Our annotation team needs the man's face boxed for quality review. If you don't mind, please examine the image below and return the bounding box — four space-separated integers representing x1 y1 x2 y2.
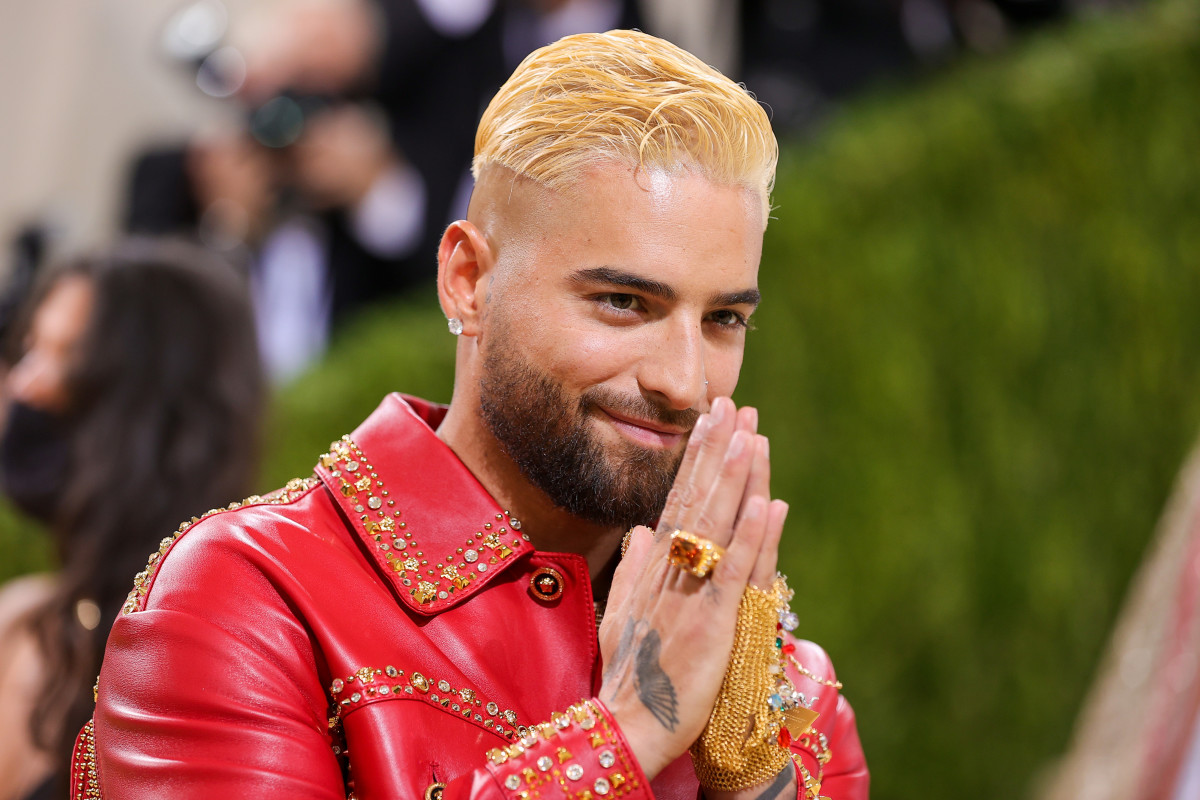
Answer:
475 164 764 529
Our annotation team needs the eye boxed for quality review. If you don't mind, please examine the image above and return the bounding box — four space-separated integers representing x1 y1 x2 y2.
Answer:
602 294 642 312
707 309 750 328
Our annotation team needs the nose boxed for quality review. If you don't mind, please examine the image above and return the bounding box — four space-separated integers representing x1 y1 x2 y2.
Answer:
635 317 706 411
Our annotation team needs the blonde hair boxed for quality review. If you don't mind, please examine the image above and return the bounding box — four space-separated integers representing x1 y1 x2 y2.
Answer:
473 29 778 224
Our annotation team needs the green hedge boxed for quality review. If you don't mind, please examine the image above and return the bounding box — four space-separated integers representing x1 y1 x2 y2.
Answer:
4 2 1199 797
739 3 1200 796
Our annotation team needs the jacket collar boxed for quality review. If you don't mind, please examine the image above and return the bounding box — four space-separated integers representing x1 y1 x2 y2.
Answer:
314 393 534 616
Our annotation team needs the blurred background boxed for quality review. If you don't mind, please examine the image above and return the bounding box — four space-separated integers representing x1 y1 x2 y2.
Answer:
1 0 1197 797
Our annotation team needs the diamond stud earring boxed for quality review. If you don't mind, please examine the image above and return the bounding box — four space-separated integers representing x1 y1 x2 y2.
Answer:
447 318 464 336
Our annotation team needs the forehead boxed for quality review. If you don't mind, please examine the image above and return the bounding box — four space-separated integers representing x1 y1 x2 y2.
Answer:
484 165 764 296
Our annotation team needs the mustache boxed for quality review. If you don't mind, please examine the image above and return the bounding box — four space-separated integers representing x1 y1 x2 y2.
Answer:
580 387 701 431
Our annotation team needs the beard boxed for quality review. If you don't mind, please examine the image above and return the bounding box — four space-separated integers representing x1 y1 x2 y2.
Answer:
478 334 698 530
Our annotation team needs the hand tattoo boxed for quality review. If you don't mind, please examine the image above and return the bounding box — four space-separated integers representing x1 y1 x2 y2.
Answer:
634 629 679 732
602 617 637 687
602 619 680 731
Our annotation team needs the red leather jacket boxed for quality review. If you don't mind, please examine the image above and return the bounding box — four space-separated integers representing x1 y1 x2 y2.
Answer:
74 394 868 800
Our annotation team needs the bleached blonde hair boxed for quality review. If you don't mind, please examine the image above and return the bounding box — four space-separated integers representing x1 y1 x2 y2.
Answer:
473 29 778 225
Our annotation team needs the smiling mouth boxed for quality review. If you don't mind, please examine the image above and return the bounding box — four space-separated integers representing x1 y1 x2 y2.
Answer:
597 407 690 449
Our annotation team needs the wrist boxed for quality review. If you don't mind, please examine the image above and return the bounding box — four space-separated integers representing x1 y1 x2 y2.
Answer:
703 761 798 800
601 696 674 780
485 699 653 800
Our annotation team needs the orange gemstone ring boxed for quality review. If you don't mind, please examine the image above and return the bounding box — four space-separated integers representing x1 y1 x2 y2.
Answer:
668 530 725 578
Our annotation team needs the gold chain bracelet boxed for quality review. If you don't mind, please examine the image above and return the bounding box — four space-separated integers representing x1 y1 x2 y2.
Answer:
786 653 843 690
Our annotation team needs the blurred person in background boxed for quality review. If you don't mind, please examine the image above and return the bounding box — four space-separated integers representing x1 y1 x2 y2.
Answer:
738 0 1077 132
1043 445 1200 800
236 0 642 224
125 109 425 382
128 0 643 382
0 238 265 800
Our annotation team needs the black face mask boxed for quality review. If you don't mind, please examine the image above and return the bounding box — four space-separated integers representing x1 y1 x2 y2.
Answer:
0 400 73 524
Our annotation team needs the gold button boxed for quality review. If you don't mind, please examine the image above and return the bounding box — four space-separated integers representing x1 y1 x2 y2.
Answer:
529 567 564 602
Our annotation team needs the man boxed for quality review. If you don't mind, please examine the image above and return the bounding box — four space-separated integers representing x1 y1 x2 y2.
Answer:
74 30 868 800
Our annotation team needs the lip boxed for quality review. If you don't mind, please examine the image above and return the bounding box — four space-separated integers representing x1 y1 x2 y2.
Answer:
597 407 689 449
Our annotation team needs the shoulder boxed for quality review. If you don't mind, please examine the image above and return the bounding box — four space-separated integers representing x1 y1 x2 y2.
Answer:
784 637 870 796
122 476 326 615
782 637 849 743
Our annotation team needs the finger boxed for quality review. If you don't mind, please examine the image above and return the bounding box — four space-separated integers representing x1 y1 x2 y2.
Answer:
656 396 737 540
736 404 758 435
690 428 757 548
738 435 770 522
712 494 769 590
656 413 710 531
659 430 752 592
750 499 788 589
605 525 658 623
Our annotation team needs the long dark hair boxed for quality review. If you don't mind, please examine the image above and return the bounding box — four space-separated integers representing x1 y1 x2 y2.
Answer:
21 238 265 791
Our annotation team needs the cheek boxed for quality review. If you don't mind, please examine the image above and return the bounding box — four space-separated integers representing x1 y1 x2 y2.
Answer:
518 308 642 388
540 326 632 382
706 348 746 398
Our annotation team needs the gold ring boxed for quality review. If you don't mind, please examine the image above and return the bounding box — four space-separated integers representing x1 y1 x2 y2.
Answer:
668 530 725 578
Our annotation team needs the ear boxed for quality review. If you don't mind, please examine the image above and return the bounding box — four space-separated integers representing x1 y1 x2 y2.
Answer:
436 220 493 337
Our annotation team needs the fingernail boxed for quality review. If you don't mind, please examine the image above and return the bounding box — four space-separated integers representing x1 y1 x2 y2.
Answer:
758 435 769 458
729 430 747 457
692 413 710 438
747 407 759 433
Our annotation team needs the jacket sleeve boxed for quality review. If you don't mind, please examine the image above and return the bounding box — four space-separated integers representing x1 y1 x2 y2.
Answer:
448 699 653 800
783 639 869 800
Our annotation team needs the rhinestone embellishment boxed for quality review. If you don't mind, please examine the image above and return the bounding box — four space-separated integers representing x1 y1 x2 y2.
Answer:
320 437 529 607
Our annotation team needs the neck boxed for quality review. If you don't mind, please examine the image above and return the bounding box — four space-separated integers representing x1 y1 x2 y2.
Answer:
437 397 623 583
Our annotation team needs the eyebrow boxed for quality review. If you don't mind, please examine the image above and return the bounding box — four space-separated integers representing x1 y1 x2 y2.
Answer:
712 288 762 308
569 266 761 309
570 267 677 301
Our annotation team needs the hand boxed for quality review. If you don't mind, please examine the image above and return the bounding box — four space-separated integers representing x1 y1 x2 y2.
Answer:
291 105 397 209
239 0 379 103
598 397 789 779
